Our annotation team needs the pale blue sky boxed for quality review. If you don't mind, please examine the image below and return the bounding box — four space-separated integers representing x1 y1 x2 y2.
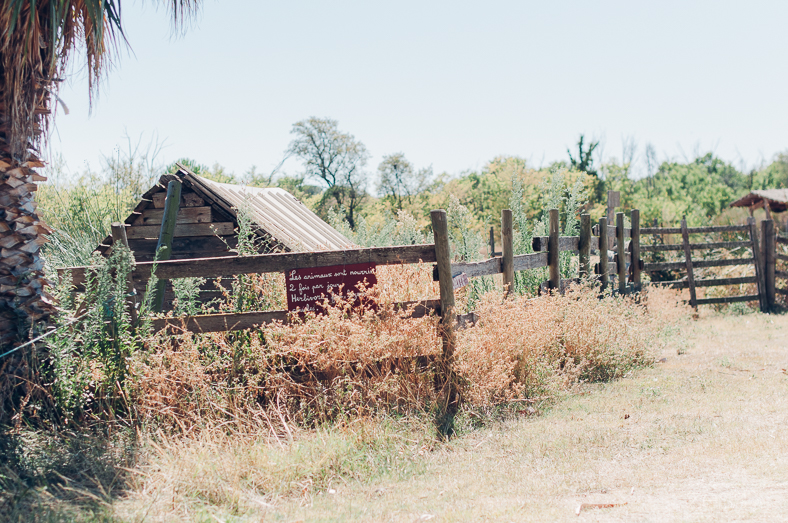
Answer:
51 1 788 184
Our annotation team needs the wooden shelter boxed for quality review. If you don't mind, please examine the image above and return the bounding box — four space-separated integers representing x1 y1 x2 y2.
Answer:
93 164 354 310
729 189 788 221
97 164 354 262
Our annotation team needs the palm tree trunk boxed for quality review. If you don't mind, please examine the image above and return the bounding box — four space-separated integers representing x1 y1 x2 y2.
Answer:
0 149 54 347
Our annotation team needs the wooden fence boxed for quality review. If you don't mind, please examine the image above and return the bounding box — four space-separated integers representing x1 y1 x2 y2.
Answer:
640 218 765 309
58 208 788 431
61 209 788 339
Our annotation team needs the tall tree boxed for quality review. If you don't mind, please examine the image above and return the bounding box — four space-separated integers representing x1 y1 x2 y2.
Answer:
568 134 601 201
376 152 431 212
287 117 368 228
0 1 199 348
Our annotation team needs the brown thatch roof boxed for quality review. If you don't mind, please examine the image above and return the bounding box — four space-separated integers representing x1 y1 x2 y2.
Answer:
730 189 788 213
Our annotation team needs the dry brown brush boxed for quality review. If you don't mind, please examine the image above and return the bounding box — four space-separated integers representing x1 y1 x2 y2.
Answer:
129 273 685 434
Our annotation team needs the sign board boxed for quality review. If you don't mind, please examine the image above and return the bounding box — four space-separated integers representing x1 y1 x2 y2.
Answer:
452 272 469 290
285 262 377 312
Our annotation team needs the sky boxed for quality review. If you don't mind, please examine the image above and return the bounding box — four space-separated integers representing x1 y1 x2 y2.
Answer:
50 1 788 185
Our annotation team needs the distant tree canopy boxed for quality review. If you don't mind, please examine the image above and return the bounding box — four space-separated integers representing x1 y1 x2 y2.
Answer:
376 153 432 212
158 125 788 235
287 117 369 227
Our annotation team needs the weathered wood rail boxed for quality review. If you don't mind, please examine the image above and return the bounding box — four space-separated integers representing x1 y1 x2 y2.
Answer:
641 219 764 309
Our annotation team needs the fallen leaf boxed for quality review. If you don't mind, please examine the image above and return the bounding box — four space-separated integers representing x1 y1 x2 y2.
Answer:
576 502 628 516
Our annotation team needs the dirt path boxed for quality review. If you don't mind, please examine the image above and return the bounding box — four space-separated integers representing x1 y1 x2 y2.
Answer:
275 312 788 522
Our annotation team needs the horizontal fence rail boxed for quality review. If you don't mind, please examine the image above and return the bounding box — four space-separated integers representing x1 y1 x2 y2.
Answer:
641 241 751 252
62 243 439 288
150 300 444 334
651 276 757 289
644 258 755 272
641 225 750 235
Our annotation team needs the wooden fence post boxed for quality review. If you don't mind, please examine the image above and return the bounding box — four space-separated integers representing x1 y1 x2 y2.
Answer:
501 209 514 295
489 226 496 257
748 216 767 313
598 217 609 290
548 209 560 291
111 222 138 326
153 180 182 312
681 217 697 310
616 212 626 294
630 209 641 291
607 190 620 249
579 213 591 279
762 219 775 312
430 209 458 435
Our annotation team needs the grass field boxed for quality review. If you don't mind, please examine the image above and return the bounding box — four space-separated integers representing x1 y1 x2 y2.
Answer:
101 309 786 522
5 307 787 522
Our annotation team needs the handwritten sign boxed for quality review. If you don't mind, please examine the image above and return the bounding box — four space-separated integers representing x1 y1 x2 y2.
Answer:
452 272 469 290
285 262 377 312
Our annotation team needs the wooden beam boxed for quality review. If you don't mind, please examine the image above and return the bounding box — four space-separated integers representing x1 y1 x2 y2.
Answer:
531 236 581 253
695 295 760 305
681 217 697 310
598 217 608 290
126 222 234 239
644 258 756 271
548 209 560 291
136 206 212 225
617 212 626 294
748 216 767 313
513 252 548 272
641 241 752 252
150 300 443 334
153 191 204 208
763 219 775 312
501 209 514 295
111 222 138 326
430 209 458 436
153 180 182 312
579 213 591 279
450 257 502 279
641 225 750 235
630 209 641 291
61 243 440 288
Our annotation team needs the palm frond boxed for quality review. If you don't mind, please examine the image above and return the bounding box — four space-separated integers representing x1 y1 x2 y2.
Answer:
0 0 200 161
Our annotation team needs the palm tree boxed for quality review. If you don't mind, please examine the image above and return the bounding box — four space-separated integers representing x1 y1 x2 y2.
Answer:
0 1 199 347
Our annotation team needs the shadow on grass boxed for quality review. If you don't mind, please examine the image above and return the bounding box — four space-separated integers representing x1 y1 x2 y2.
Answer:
0 424 137 523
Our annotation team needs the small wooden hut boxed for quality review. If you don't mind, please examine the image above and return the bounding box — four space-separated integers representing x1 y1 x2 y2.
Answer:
97 164 354 261
729 189 788 221
95 164 354 309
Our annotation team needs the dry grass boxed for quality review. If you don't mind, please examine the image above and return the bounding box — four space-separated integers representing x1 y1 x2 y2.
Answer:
455 286 675 407
102 308 788 523
131 280 680 433
2 279 692 522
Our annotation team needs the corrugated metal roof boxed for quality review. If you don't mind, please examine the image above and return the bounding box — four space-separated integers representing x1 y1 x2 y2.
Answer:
182 170 355 252
730 189 788 212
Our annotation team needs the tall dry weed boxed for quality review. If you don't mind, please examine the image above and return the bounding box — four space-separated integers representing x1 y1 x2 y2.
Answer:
455 284 688 408
131 269 442 431
131 277 687 433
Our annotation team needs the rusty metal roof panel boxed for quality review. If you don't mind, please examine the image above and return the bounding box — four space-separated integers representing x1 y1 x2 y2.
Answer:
188 173 355 252
730 189 788 212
